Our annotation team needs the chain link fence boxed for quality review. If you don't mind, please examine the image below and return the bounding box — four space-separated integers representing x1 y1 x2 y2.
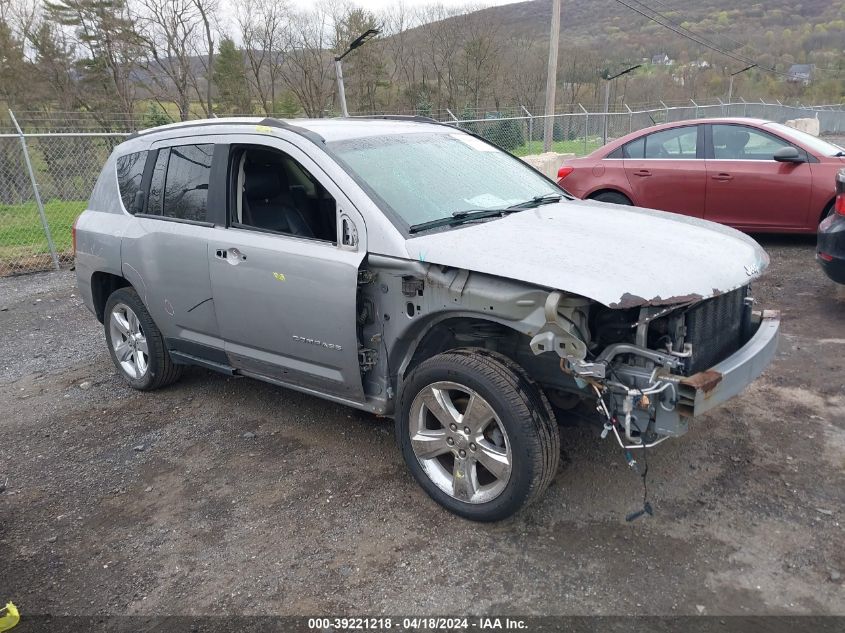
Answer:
2 101 844 276
453 100 845 156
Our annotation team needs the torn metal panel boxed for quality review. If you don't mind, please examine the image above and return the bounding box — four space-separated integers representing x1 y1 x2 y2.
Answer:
405 199 770 308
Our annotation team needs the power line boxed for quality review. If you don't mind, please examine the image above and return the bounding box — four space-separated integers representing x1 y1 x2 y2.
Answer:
646 0 844 74
620 0 843 76
612 0 791 77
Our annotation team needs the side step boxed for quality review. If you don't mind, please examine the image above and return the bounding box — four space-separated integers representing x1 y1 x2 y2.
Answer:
169 350 237 375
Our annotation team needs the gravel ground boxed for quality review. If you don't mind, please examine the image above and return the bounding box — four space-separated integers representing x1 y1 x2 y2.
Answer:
0 235 843 618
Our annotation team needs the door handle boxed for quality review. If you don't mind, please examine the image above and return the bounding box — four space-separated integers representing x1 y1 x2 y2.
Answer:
711 173 734 181
215 248 247 264
633 169 652 177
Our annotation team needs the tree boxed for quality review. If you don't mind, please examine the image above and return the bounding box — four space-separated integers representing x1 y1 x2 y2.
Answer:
280 5 335 118
44 0 142 125
135 0 205 121
189 0 218 118
237 0 289 115
0 13 28 107
28 18 79 110
213 36 252 114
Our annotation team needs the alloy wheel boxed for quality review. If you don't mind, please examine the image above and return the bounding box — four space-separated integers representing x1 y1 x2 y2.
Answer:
109 303 149 379
408 381 512 504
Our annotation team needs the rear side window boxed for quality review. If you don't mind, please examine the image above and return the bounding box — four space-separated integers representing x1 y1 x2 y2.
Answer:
116 151 148 214
147 144 213 222
622 137 645 159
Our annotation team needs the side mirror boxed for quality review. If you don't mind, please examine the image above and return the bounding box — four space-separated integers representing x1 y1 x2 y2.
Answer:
773 146 805 163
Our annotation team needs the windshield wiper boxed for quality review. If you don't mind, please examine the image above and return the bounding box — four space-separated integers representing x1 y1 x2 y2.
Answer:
506 193 564 210
408 208 514 234
408 193 566 234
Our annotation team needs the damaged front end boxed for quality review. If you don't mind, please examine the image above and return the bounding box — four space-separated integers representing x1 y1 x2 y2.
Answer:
530 286 780 448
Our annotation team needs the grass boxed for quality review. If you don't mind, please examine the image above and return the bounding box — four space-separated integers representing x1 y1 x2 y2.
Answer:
0 199 86 262
512 138 603 157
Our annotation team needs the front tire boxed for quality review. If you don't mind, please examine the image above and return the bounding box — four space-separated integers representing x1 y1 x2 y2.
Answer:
104 287 183 391
397 349 559 522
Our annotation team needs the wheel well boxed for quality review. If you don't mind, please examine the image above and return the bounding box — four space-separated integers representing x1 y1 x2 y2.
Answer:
587 188 632 203
403 318 525 378
91 272 131 323
821 197 836 222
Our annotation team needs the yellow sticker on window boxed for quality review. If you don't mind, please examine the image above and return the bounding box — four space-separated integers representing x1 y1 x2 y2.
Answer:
255 125 274 133
273 272 286 281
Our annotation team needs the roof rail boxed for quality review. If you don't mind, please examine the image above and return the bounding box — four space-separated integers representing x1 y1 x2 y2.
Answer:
257 117 326 144
348 114 442 124
126 116 326 145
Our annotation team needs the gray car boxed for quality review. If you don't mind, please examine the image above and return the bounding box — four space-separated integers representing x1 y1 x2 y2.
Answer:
74 116 780 521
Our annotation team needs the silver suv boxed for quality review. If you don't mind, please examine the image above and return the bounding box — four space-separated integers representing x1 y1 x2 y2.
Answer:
75 117 780 521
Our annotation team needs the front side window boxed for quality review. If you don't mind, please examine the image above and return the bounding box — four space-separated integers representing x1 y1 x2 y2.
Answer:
712 125 793 160
328 132 561 230
115 150 147 213
146 144 213 221
232 146 337 242
624 126 698 159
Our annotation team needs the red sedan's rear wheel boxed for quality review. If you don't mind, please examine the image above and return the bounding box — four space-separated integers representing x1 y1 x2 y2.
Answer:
590 191 632 205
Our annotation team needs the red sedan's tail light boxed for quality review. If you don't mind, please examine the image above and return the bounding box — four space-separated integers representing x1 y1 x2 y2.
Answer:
557 166 574 180
836 169 845 217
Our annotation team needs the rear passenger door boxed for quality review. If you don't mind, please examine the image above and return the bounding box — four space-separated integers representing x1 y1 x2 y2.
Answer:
207 135 367 403
622 125 706 218
120 138 228 354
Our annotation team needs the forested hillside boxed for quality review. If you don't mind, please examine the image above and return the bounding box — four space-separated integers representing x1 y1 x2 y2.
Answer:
0 0 842 129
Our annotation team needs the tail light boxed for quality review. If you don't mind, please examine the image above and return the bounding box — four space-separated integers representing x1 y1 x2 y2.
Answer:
72 215 80 256
557 165 574 180
835 169 845 216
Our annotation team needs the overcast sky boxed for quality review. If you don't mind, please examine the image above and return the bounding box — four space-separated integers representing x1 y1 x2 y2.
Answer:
286 0 527 11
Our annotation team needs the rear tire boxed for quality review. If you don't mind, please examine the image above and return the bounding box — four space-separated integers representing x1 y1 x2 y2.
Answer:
591 191 632 205
397 348 559 522
104 287 183 391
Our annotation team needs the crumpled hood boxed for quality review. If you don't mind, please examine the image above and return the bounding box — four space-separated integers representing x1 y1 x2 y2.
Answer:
405 199 770 308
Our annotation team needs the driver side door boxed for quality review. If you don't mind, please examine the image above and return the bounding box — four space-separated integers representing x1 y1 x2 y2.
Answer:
208 135 367 403
704 123 812 230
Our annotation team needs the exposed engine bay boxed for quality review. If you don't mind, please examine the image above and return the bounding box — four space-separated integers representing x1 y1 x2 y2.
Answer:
527 285 755 448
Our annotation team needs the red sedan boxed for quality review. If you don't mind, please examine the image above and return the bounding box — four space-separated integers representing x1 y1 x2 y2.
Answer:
558 118 845 233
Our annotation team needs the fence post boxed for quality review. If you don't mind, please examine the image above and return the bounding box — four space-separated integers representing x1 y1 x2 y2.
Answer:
445 108 458 123
690 99 698 118
9 109 59 271
624 103 633 134
521 106 534 151
578 104 588 154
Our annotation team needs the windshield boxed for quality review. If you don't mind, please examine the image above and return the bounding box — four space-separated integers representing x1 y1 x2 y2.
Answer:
765 122 845 156
329 132 563 229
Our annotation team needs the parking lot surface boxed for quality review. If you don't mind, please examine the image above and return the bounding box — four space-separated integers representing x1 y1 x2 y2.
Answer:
0 235 843 616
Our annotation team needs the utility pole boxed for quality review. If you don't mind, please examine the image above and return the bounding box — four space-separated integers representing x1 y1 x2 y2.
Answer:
727 64 756 104
543 0 561 152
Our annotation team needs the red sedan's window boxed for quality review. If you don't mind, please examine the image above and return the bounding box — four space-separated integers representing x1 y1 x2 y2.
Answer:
622 126 698 159
712 125 793 161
